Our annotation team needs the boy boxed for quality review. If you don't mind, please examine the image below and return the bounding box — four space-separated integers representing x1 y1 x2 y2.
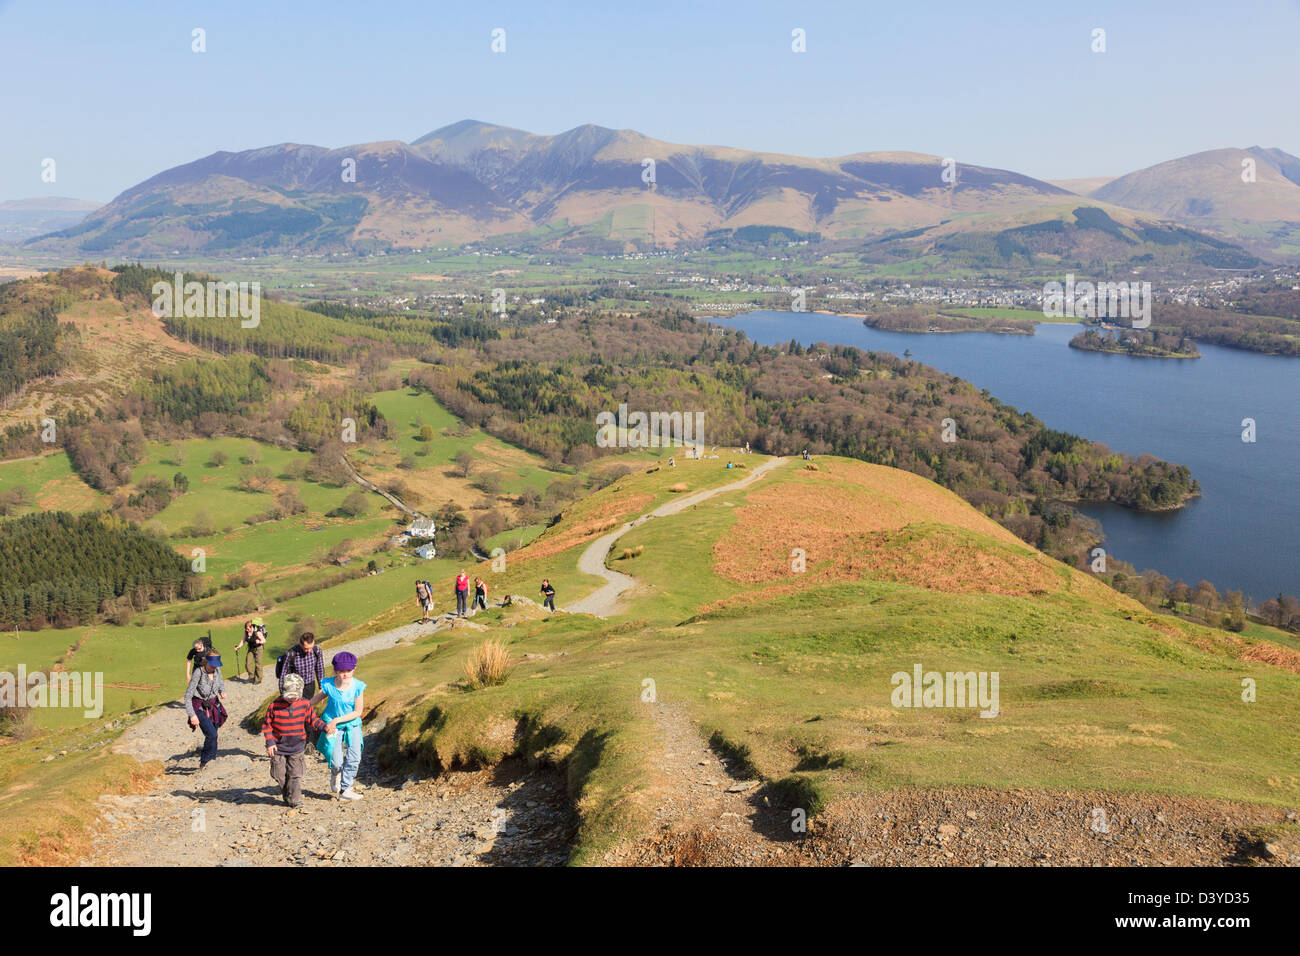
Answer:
262 673 329 808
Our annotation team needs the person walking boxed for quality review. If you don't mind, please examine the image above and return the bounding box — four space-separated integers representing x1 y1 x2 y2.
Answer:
312 652 367 801
234 618 267 684
262 673 328 808
415 580 434 623
473 576 488 612
540 578 556 612
185 652 228 770
455 570 470 617
282 631 325 702
184 634 214 684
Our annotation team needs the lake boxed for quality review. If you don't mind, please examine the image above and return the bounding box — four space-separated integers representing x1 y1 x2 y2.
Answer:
717 310 1299 602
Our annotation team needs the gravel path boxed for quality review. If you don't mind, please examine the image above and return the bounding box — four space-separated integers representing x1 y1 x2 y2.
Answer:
87 611 576 867
568 457 787 617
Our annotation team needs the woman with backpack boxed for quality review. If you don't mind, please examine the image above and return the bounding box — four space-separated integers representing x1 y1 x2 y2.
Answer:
540 578 556 612
184 634 214 685
311 651 366 801
185 652 228 770
473 576 488 612
234 618 267 684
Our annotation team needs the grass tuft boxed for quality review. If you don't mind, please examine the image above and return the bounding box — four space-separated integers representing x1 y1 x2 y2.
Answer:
463 638 512 689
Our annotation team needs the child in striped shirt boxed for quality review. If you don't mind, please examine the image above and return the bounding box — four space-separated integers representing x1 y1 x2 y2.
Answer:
262 673 330 808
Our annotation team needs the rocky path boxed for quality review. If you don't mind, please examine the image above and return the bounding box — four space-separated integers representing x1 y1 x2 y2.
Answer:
568 457 786 617
86 611 575 867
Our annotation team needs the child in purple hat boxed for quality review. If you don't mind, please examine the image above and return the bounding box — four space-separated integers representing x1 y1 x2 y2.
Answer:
311 650 367 800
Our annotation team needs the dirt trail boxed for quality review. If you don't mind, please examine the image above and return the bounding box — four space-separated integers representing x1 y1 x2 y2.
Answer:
568 457 786 617
86 612 575 867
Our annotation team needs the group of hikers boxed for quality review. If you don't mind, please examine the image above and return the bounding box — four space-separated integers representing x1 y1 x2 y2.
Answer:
414 572 557 621
182 626 366 806
178 572 560 809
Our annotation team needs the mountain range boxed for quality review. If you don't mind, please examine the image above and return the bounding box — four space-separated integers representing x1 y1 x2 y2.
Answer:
22 122 1300 266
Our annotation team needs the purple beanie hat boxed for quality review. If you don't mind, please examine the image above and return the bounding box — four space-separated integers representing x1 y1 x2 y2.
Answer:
331 651 358 672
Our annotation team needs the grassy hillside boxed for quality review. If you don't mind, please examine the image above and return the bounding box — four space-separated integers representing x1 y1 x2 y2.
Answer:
338 456 1300 861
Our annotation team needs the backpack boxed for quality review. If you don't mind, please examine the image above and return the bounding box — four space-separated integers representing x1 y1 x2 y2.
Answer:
252 623 268 646
275 654 286 679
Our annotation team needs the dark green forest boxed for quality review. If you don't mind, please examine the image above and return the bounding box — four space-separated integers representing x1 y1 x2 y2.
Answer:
0 512 194 629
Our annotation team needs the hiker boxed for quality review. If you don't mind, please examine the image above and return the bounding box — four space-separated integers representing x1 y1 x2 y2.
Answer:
455 569 470 617
745 441 751 455
415 580 434 623
234 618 267 684
473 576 488 612
311 652 366 801
262 673 329 808
802 448 810 461
540 578 556 612
726 461 733 469
668 456 675 467
281 631 325 702
184 634 214 684
185 653 227 769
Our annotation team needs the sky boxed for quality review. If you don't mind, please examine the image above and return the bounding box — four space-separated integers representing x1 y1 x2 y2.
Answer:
1 0 1298 203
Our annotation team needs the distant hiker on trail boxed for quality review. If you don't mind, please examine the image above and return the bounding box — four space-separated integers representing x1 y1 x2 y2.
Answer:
668 456 675 467
184 634 214 684
185 653 227 770
473 576 488 612
455 570 470 617
234 618 267 684
311 652 366 801
281 631 325 702
745 441 751 455
262 673 328 809
540 578 556 612
802 448 810 461
415 580 434 623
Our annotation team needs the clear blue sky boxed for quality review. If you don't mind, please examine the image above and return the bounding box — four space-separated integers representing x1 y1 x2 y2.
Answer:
2 0 1298 203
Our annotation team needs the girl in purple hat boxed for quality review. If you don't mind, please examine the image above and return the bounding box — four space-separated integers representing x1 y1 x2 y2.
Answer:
311 650 367 800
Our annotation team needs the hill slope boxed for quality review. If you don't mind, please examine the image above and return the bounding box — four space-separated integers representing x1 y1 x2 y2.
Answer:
1091 147 1300 260
348 455 1300 861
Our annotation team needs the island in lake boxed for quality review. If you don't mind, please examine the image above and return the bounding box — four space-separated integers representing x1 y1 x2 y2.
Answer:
1069 327 1201 358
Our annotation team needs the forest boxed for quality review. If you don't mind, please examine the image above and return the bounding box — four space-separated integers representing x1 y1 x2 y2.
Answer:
0 511 194 629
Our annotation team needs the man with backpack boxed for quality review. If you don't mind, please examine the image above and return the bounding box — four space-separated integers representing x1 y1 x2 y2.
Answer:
415 580 434 623
279 631 325 702
234 617 268 684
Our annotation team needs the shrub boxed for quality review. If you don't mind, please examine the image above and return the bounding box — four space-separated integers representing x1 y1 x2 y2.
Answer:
463 639 512 689
768 774 826 817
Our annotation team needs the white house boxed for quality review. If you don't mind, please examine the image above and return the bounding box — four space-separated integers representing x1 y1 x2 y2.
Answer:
405 517 437 539
414 543 437 560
